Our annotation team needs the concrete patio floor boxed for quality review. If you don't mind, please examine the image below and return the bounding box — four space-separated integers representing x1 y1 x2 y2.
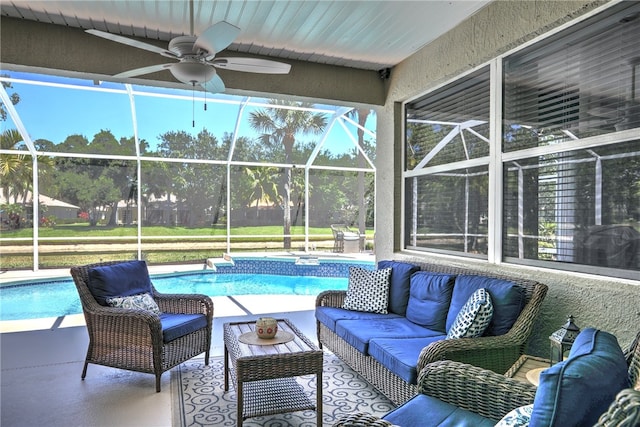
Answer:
0 294 320 427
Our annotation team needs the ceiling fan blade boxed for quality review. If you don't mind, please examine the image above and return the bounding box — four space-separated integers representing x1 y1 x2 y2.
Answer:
193 21 241 55
200 74 225 94
86 29 177 58
114 63 174 79
212 57 291 74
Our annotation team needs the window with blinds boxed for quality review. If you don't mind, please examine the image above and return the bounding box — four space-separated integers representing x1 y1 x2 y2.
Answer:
404 165 488 255
503 2 640 150
502 2 640 278
503 140 639 275
404 66 490 257
406 67 490 169
403 2 639 278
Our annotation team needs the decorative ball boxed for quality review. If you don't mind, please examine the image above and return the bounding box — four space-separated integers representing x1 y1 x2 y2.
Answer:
255 317 278 339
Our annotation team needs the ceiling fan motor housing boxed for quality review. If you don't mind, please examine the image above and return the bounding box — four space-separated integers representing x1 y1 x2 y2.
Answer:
168 35 200 56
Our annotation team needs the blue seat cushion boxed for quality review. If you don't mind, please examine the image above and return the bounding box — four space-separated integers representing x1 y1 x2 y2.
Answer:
377 260 420 315
529 328 630 427
335 318 438 354
315 306 402 332
383 394 497 427
405 272 456 332
369 336 446 383
160 313 208 343
446 275 525 336
87 261 153 306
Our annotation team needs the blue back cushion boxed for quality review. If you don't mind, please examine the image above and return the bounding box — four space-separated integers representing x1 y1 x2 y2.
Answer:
405 272 455 332
87 261 153 306
378 260 420 315
446 275 525 336
529 328 630 427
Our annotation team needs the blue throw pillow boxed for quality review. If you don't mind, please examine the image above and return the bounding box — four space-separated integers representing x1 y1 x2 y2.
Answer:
529 328 630 427
405 272 455 332
377 260 420 315
87 261 153 306
446 275 525 336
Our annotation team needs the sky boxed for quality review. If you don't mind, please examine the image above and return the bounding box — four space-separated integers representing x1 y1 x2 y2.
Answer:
1 70 376 158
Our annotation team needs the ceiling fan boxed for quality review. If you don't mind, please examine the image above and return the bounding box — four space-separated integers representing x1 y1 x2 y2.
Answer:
85 5 290 93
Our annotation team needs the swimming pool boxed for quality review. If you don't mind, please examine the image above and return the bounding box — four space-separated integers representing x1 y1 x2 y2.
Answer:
0 258 374 321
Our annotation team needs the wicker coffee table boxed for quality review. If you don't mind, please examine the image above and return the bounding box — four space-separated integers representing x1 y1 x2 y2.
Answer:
223 318 323 426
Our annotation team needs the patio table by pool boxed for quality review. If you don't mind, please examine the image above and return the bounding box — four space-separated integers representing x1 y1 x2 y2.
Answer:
223 318 323 426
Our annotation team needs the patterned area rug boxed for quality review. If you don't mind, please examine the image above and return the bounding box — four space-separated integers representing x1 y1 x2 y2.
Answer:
171 353 395 426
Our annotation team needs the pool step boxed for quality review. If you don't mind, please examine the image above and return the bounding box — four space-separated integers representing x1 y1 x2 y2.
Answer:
295 256 320 265
206 254 235 271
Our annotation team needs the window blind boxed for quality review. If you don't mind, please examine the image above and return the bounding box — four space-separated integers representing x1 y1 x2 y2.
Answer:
503 2 640 151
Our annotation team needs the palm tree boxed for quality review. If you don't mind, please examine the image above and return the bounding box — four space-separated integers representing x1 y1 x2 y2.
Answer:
244 167 279 217
0 129 30 204
347 108 372 242
249 100 327 248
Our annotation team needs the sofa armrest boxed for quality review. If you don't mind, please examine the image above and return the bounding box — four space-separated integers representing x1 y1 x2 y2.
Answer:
316 290 347 308
418 360 537 421
417 334 522 374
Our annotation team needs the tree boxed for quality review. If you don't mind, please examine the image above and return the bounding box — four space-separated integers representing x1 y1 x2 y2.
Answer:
0 76 20 122
0 129 30 228
0 129 29 202
0 80 26 201
44 131 132 227
249 100 327 248
347 108 372 238
92 131 137 226
0 130 54 213
244 167 279 217
156 129 227 226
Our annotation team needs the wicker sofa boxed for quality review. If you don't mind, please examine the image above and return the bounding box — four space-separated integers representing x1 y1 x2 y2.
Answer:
315 260 548 405
332 329 640 427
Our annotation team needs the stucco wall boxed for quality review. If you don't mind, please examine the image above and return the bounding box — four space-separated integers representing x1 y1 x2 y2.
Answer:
375 0 640 356
0 17 386 106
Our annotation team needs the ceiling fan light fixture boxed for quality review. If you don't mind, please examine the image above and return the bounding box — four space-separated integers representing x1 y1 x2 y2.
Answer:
171 61 216 84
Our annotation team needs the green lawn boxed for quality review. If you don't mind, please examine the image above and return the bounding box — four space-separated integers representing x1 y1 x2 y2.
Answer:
1 224 348 238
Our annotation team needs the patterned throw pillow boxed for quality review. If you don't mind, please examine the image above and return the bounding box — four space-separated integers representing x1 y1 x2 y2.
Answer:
342 267 392 314
446 288 493 339
106 292 161 315
495 404 534 427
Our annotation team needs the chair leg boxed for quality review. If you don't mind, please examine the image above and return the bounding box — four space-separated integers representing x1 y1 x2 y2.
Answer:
204 348 210 366
81 360 89 379
82 345 93 379
156 374 161 392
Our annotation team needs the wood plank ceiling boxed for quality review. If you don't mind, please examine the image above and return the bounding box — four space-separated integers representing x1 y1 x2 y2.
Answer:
1 0 490 72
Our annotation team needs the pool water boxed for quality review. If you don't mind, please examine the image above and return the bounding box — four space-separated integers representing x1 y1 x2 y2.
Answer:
0 272 348 321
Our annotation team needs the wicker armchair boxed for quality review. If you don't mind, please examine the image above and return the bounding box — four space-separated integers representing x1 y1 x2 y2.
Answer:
332 330 640 426
70 260 213 392
316 260 548 404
